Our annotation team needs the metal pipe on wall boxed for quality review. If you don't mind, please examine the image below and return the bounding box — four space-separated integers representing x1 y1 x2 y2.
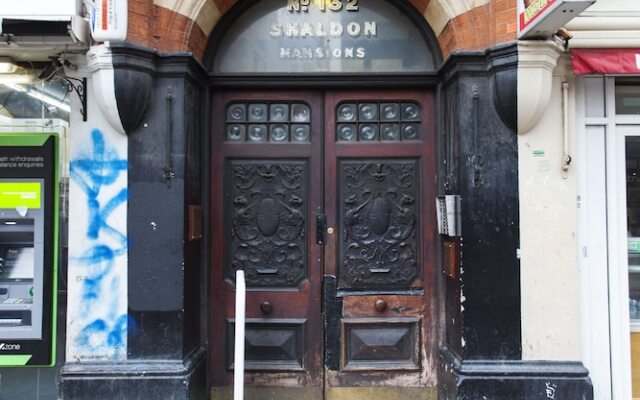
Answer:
562 81 572 178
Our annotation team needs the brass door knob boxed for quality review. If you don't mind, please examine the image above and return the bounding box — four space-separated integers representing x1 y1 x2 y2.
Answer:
375 299 387 312
261 301 273 314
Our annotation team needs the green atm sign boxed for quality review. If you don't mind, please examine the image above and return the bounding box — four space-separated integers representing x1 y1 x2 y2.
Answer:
0 182 41 209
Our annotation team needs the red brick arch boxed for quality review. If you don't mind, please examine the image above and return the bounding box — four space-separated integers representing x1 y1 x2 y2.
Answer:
127 0 516 63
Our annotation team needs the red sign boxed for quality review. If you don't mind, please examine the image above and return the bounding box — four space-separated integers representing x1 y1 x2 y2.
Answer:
519 0 558 31
572 49 640 75
517 0 595 39
101 0 108 29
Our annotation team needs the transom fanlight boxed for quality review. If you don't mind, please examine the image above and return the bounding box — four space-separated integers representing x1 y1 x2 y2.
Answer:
212 0 437 74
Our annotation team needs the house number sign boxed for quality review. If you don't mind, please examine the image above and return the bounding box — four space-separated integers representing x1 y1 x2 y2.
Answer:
287 0 359 12
272 0 375 60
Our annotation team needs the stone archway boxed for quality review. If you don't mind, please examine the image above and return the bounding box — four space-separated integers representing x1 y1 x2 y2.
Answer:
129 0 516 62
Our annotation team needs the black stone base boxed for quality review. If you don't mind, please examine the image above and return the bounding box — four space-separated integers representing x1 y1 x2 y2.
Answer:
59 348 207 400
439 347 593 400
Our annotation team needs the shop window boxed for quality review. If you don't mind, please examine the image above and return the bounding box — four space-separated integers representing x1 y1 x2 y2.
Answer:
616 82 640 115
626 137 640 398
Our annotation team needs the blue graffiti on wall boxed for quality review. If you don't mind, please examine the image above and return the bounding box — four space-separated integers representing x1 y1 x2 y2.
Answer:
70 129 131 354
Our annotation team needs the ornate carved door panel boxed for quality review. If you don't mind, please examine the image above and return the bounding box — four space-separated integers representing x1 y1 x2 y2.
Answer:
210 89 436 399
323 90 437 395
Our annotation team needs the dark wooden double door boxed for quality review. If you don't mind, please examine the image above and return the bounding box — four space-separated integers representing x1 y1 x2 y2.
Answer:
211 89 437 399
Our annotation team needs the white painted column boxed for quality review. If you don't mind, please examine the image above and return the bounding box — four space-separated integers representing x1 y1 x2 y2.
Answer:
518 45 583 361
65 52 128 362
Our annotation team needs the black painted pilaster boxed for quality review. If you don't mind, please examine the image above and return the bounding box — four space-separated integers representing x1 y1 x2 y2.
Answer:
440 43 522 363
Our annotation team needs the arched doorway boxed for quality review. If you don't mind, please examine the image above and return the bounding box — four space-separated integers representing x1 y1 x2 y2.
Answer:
206 1 442 398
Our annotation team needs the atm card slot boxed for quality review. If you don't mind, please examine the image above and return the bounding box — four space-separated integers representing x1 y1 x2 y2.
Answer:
0 311 31 326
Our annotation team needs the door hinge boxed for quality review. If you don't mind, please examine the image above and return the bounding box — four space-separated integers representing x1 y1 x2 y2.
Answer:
436 195 461 237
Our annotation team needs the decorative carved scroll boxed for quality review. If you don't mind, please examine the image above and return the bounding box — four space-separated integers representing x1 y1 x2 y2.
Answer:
226 160 308 288
339 159 420 288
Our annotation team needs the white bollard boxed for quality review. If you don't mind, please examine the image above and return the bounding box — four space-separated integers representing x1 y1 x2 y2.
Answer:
234 270 246 400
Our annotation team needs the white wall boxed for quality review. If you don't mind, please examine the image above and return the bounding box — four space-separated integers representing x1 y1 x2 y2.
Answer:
518 56 582 361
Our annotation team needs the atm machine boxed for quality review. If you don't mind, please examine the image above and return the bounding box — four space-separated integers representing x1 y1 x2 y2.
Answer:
0 133 58 366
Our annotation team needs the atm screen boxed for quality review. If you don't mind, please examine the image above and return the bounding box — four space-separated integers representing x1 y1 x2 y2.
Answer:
0 247 34 280
0 219 35 280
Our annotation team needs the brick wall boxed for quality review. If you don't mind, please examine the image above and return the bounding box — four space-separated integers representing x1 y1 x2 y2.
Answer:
127 0 208 58
128 0 153 48
494 0 518 45
439 0 517 58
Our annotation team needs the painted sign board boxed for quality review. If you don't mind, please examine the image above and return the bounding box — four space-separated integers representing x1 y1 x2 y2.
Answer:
518 0 596 39
87 0 128 42
0 133 58 367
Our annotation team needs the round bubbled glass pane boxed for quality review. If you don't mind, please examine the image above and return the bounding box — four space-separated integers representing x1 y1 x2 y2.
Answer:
227 124 246 141
270 104 289 122
402 124 420 140
291 103 311 122
381 103 399 120
249 103 268 122
359 103 378 121
401 103 421 120
292 124 310 142
381 124 400 141
338 124 357 141
227 104 246 121
270 124 289 142
248 124 267 141
359 124 378 141
337 104 357 122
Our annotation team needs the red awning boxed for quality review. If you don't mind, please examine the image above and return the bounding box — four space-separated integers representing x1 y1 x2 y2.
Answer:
571 49 640 75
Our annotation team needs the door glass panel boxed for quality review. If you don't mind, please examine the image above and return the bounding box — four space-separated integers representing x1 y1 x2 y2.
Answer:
626 136 640 397
212 0 437 74
226 102 311 143
336 101 422 142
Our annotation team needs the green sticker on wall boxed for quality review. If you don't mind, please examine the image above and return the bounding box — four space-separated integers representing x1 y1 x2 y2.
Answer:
532 150 545 158
0 182 41 209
